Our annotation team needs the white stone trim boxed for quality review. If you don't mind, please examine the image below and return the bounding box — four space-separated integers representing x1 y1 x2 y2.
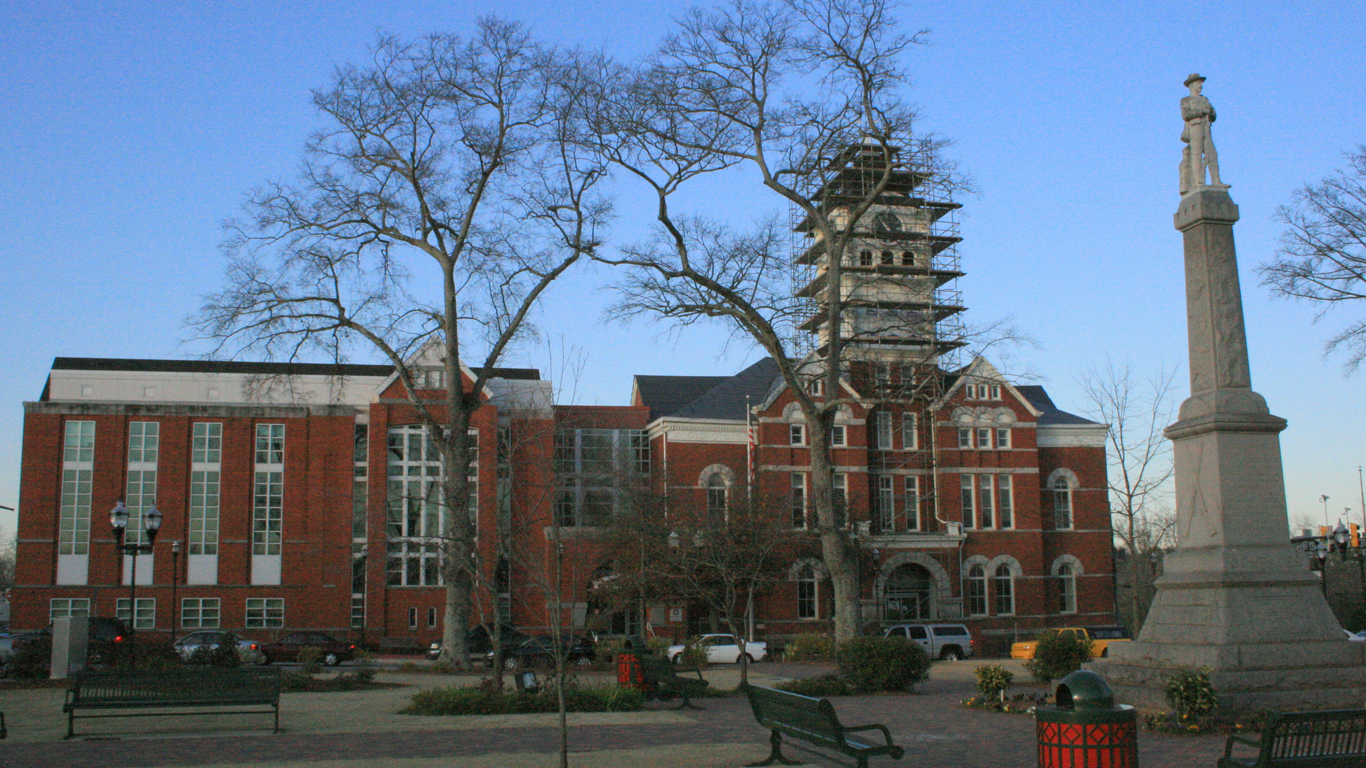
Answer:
1037 424 1108 448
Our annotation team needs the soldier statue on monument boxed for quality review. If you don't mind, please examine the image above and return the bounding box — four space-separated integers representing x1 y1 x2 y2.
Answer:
1179 73 1225 195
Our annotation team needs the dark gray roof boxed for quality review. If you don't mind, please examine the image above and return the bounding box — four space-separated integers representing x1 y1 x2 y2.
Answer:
1016 385 1101 427
633 375 730 421
634 358 781 422
671 358 782 421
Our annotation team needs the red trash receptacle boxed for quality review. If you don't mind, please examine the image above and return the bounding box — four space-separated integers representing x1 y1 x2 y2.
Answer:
1035 670 1138 768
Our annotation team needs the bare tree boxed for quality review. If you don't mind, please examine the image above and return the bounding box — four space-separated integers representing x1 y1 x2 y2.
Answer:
191 22 608 666
1259 145 1366 372
586 0 956 641
1077 359 1177 631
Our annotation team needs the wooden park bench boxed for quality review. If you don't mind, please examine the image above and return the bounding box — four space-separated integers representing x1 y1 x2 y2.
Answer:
638 653 709 710
64 668 282 739
1219 709 1366 767
743 684 904 768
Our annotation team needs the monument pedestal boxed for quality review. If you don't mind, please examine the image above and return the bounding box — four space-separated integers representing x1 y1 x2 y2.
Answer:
1090 186 1366 712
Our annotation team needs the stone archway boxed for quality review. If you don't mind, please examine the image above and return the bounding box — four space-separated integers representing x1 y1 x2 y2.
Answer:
875 553 953 622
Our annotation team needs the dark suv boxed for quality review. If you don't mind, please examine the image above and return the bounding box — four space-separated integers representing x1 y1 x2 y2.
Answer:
1 616 130 665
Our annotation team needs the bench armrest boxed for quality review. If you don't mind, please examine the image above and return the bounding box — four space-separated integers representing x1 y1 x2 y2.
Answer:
844 723 895 746
1223 732 1262 759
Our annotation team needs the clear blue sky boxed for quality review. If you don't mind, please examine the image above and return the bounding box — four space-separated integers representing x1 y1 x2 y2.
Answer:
3 0 1364 540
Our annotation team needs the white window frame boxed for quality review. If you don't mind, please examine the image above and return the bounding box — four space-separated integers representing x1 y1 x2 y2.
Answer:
902 413 918 450
957 428 972 450
996 428 1011 450
180 597 221 629
190 422 222 556
874 475 895 533
976 427 992 450
245 597 284 628
904 476 920 531
966 565 988 616
790 423 806 446
50 597 91 622
829 424 846 447
1053 475 1075 530
875 412 893 450
1058 564 1077 614
994 565 1016 616
59 421 95 556
796 566 819 620
116 597 156 630
125 421 160 547
960 475 975 529
790 473 807 529
978 474 995 529
253 424 285 557
997 474 1014 529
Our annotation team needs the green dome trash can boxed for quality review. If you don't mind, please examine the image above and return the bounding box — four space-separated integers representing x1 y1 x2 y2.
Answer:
1035 670 1137 767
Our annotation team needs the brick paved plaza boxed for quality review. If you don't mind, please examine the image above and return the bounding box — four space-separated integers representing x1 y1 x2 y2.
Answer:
0 661 1230 768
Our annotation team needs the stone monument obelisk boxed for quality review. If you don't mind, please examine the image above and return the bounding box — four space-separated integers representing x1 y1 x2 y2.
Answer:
1094 74 1366 712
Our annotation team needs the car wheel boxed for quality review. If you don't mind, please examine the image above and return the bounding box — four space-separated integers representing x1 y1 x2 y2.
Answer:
574 656 594 668
323 653 341 667
940 648 962 661
502 656 519 671
670 654 682 665
261 655 273 665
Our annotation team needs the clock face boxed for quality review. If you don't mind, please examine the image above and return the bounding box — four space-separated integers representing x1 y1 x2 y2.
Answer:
874 212 902 233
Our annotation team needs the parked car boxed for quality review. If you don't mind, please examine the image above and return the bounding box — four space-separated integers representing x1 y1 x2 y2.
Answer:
1010 626 1132 660
882 623 975 661
259 632 357 666
0 617 132 665
491 634 596 670
426 624 528 661
173 631 266 665
666 634 768 665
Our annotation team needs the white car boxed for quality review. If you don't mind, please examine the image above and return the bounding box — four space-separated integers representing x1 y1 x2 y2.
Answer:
1345 629 1366 642
666 633 767 664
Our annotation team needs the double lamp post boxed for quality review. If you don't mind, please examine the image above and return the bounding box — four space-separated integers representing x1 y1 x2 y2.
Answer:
109 500 162 657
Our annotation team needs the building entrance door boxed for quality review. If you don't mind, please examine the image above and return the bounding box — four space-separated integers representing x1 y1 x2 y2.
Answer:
883 563 934 621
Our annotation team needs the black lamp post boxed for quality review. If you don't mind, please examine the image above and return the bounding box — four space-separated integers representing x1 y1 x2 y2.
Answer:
110 500 163 662
170 540 181 640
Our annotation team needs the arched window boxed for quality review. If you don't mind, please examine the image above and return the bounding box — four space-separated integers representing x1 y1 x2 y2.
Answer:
1057 563 1077 614
994 564 1015 616
1053 476 1074 529
796 566 819 620
966 565 988 616
707 474 727 522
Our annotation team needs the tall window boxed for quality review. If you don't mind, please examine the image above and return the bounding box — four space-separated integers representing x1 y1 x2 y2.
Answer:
961 475 975 529
994 565 1015 615
181 597 221 629
189 422 221 555
978 475 994 529
957 428 973 450
976 427 992 450
125 422 159 546
554 428 645 527
996 428 1012 449
832 474 847 526
245 597 284 628
997 475 1014 529
904 476 920 531
1058 564 1077 614
253 424 284 556
902 413 918 450
59 421 95 555
873 475 894 532
790 473 806 529
829 424 846 447
796 566 819 620
966 565 987 616
875 411 893 450
706 474 728 521
116 598 156 630
1053 476 1074 529
386 425 472 586
790 423 806 446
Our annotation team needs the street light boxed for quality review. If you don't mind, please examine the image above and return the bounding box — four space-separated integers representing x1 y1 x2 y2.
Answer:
110 501 163 663
170 540 181 640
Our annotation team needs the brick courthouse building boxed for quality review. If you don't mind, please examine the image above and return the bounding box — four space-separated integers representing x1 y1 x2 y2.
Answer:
13 144 1114 654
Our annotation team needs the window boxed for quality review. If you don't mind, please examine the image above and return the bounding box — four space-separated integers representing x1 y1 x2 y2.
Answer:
190 422 221 555
997 475 1014 529
873 475 894 533
829 425 846 447
976 427 992 450
181 598 221 629
408 607 419 629
874 365 891 391
960 475 974 528
966 566 987 616
351 596 366 629
125 421 159 546
59 421 95 555
116 598 156 630
900 250 916 266
858 250 873 266
880 250 894 265
50 598 91 622
832 474 847 526
875 412 893 450
245 597 284 628
958 428 972 450
790 424 806 446
904 476 920 531
790 474 807 529
978 475 994 529
554 429 647 527
1058 564 1077 614
996 428 1011 450
387 425 463 586
706 473 728 521
902 413 918 450
796 566 819 620
428 607 438 628
994 565 1015 615
807 379 824 397
1053 476 1074 529
991 385 1002 399
253 424 284 556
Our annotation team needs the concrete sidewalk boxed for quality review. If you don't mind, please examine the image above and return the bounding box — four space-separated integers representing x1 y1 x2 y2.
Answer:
0 660 1230 767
